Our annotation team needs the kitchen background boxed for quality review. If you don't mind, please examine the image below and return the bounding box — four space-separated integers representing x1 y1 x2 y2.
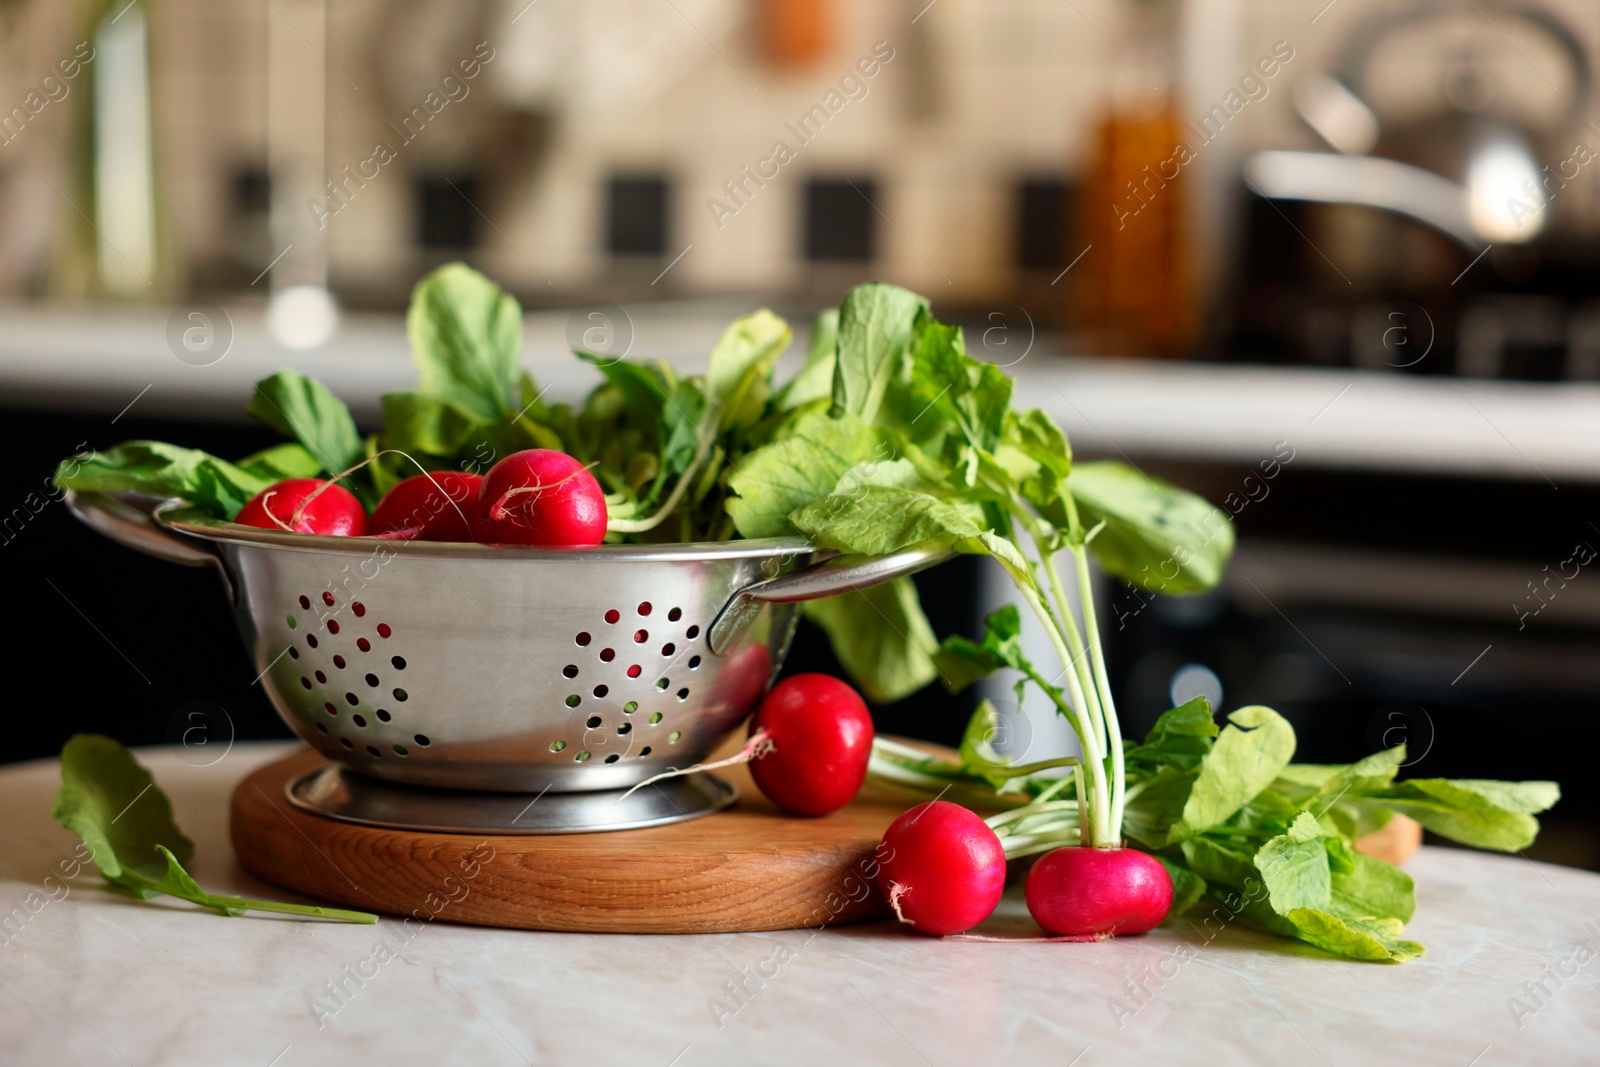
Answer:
4 0 1599 868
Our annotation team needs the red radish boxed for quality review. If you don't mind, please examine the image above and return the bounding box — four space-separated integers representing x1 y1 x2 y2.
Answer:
236 479 368 536
474 449 607 546
1024 847 1172 937
876 801 1006 935
746 673 873 816
372 471 482 542
616 671 871 817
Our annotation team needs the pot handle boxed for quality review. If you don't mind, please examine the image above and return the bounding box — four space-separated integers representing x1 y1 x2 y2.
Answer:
709 543 953 654
66 491 223 569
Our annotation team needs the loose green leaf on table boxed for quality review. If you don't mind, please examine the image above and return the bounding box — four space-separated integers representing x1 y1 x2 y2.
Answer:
1166 705 1297 844
53 735 375 923
1355 778 1560 852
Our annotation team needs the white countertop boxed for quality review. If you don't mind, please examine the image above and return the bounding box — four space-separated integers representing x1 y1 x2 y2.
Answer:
4 301 1600 484
3 741 1598 1066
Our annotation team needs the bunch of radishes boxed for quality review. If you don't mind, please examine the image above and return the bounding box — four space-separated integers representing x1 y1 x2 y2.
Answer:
235 448 609 547
644 670 1171 941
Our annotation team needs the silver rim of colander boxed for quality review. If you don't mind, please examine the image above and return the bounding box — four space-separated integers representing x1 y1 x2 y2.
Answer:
155 502 814 561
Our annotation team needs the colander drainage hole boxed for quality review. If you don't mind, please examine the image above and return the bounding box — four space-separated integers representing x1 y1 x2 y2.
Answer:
575 750 591 762
575 631 591 646
585 715 602 728
357 638 370 652
648 712 663 724
315 722 328 734
593 684 608 698
549 740 567 753
626 665 641 678
300 677 312 690
600 648 616 663
327 620 340 634
686 625 700 639
562 664 578 678
633 629 648 643
566 695 582 708
352 714 367 728
286 614 297 629
392 656 406 670
376 709 391 722
638 601 652 616
640 746 652 756
299 595 311 610
353 602 366 617
617 723 631 735
377 623 392 639
345 692 359 706
307 634 319 649
661 643 675 657
366 673 379 687
668 731 682 743
688 655 701 670
315 670 327 684
333 655 346 669
339 738 354 749
324 703 337 715
677 688 690 701
288 647 299 660
604 609 620 624
414 734 431 746
655 677 670 691
667 607 681 622
366 745 381 757
323 592 335 607
623 701 638 714
393 688 408 702
604 754 620 764
391 744 407 756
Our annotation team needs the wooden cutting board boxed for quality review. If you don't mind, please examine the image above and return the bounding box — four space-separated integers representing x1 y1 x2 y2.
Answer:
230 746 904 933
232 747 1423 934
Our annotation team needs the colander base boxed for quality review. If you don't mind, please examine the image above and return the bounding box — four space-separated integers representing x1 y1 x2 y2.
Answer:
285 765 738 834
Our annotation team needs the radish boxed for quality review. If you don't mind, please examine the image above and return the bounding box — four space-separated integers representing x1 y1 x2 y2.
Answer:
617 672 873 817
1024 846 1173 937
236 479 368 536
371 471 481 542
474 449 607 546
876 801 1006 935
746 673 873 816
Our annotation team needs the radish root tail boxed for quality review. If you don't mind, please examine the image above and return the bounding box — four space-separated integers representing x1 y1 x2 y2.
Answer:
282 448 471 532
612 728 774 806
886 882 913 925
491 464 601 524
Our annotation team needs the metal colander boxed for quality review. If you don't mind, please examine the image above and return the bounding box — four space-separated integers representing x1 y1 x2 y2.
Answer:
67 492 943 832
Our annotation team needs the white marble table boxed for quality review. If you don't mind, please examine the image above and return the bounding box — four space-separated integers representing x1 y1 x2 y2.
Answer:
3 743 1597 1067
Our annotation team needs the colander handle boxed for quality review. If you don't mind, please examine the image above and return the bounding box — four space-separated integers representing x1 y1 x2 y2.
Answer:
709 543 953 654
65 491 222 569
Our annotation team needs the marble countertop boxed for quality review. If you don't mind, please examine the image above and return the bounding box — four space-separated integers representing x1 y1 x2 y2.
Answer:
3 742 1598 1067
